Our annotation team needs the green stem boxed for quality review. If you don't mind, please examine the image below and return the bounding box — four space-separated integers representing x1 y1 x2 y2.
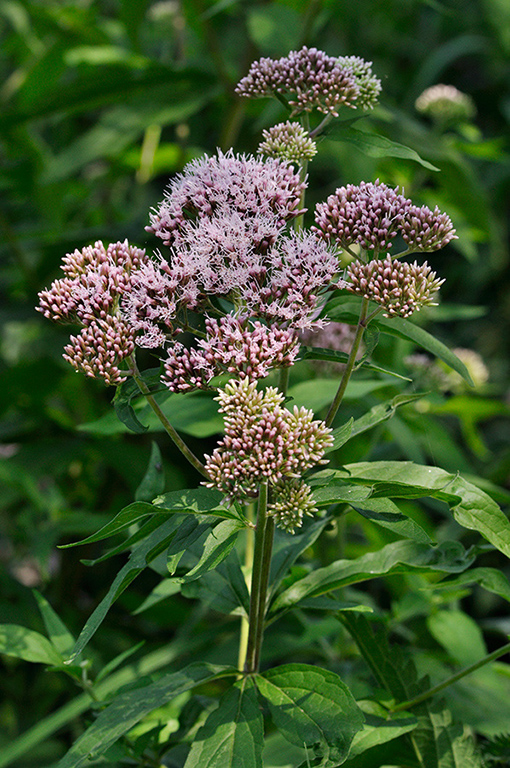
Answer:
244 483 270 673
130 359 208 478
237 502 256 672
253 515 275 672
278 366 290 397
325 297 370 427
391 640 510 713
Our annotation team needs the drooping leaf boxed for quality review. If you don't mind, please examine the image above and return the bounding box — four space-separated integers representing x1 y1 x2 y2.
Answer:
55 663 236 768
135 441 165 502
60 502 156 548
325 297 473 384
300 346 410 380
270 539 473 616
69 516 188 660
327 123 440 171
33 591 75 657
181 549 251 616
184 677 263 768
256 664 364 766
112 369 162 434
0 625 63 666
428 567 510 603
337 461 510 558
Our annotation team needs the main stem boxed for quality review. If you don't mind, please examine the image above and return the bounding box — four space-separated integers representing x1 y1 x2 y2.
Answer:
325 297 370 427
244 482 270 673
130 359 208 478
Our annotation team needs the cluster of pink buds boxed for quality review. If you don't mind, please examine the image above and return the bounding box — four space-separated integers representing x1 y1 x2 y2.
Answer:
236 47 381 116
162 315 300 393
38 241 146 384
268 477 318 533
313 180 456 254
204 379 333 530
346 255 445 317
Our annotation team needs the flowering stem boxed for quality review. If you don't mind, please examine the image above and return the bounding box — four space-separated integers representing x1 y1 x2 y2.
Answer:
325 296 370 427
244 482 270 673
253 515 275 672
130 361 208 479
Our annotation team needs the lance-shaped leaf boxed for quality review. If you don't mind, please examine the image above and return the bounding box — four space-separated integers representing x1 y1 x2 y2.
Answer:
325 297 473 384
112 368 161 434
269 518 331 598
180 519 244 581
338 461 510 558
0 625 63 666
181 549 251 616
184 677 263 768
270 539 474 615
55 663 236 768
256 664 364 766
300 346 410 380
33 592 75 657
327 123 439 171
427 567 510 603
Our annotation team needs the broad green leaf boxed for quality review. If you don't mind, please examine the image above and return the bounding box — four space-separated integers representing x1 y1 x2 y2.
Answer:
413 705 483 768
429 567 510 603
256 664 364 765
348 701 417 758
69 516 187 660
135 441 164 502
427 610 486 667
270 540 473 615
327 124 440 171
184 677 263 768
33 592 75 657
312 483 432 543
326 394 425 453
0 625 62 666
338 461 510 558
55 663 236 768
181 519 244 581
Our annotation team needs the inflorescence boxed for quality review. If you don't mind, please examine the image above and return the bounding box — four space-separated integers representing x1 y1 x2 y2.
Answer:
415 84 476 125
236 47 381 116
204 379 333 532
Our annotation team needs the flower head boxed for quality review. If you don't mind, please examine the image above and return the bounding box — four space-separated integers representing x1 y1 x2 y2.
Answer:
146 150 305 247
162 315 300 393
236 47 380 116
204 379 333 512
268 477 318 533
314 180 456 254
416 84 476 124
258 121 317 163
346 255 444 317
63 316 135 385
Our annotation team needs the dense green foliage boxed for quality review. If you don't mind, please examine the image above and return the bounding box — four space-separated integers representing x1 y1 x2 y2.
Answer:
1 1 510 766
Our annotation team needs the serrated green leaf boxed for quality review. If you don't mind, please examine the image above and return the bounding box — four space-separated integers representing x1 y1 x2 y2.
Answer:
184 677 263 768
338 461 510 558
55 663 236 768
0 625 62 666
256 664 364 766
33 592 75 657
270 540 473 615
135 441 165 502
348 701 417 759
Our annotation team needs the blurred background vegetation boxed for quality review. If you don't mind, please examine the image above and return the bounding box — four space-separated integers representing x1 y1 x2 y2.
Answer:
1 0 510 763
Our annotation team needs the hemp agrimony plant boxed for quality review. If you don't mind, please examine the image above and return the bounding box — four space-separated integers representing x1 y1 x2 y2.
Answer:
4 46 510 768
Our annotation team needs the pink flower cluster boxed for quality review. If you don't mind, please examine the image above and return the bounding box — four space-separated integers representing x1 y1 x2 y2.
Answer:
204 378 333 529
347 255 445 317
38 241 146 384
314 180 456 254
236 47 380 116
162 316 300 393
